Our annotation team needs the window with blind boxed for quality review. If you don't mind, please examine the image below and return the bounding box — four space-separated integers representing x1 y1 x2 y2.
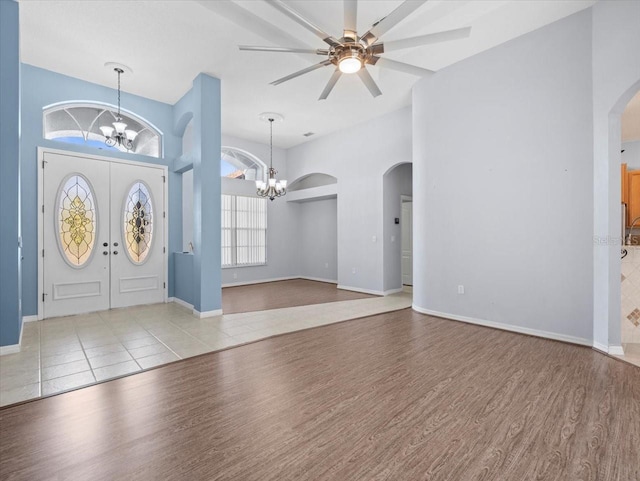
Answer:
221 195 267 268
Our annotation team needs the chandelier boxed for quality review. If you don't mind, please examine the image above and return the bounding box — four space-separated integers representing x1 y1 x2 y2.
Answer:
100 65 138 151
256 113 287 201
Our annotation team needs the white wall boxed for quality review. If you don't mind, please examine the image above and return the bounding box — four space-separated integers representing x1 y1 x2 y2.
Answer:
413 9 594 343
622 140 640 170
182 134 300 285
383 163 412 292
591 0 640 348
297 198 338 282
220 134 299 285
288 107 412 294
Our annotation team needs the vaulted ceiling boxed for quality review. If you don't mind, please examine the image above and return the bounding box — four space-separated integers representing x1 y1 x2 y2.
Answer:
19 0 596 148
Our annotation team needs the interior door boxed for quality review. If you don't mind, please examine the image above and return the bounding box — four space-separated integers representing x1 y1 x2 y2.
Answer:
110 162 165 309
401 201 413 286
43 152 111 318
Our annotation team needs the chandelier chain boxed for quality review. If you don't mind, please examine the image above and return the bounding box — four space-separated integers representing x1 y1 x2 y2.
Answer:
269 118 273 169
116 68 122 119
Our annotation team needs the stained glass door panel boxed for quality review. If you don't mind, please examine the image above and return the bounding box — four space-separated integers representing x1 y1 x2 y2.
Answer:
110 162 165 309
43 152 110 318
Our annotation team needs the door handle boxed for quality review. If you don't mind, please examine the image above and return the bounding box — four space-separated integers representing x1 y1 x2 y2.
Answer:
103 242 108 247
113 242 119 247
113 251 119 255
103 251 109 255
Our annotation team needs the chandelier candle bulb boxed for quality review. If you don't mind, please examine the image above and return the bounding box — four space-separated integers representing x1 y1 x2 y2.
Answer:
113 121 127 134
100 126 114 138
125 130 138 141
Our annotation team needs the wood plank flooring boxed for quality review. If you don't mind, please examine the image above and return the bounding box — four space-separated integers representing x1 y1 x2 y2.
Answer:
222 279 375 314
0 309 638 480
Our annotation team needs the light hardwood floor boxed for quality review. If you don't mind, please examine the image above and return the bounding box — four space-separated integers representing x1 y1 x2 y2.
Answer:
222 279 375 314
1 309 638 480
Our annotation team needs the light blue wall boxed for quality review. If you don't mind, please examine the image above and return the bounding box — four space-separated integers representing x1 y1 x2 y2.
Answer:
173 253 194 306
19 64 184 318
173 75 222 313
0 0 22 346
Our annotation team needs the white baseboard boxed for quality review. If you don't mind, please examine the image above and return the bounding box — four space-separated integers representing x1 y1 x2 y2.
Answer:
413 305 592 347
170 297 194 310
0 344 20 355
194 308 223 319
383 287 404 296
0 320 24 356
222 276 298 288
300 276 338 285
592 341 608 353
22 315 38 323
337 285 384 296
608 345 624 355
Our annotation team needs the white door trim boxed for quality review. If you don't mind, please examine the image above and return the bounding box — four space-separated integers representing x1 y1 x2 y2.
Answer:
37 147 169 320
401 195 413 287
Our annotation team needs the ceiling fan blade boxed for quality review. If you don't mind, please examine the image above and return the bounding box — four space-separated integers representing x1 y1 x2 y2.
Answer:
370 56 435 77
380 26 471 52
239 45 329 55
344 0 358 35
361 0 428 46
271 59 333 86
357 68 382 98
266 0 341 47
319 69 342 100
197 1 315 55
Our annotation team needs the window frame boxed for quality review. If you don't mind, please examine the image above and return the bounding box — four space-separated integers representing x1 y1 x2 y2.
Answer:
221 194 268 268
43 101 164 158
221 146 267 181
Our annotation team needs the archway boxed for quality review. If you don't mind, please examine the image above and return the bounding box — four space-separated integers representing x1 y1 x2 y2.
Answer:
597 79 640 356
618 89 640 361
382 162 413 294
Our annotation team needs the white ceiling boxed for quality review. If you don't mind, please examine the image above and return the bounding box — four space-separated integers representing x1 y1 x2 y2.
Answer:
18 0 596 148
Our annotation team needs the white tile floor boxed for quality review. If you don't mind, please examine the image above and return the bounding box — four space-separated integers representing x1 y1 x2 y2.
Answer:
615 343 640 367
0 292 412 406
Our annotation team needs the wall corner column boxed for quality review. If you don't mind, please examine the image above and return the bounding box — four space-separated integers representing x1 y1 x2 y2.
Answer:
191 74 222 315
0 0 22 347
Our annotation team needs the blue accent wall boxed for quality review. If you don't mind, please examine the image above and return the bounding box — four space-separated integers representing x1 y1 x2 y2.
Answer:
173 75 222 313
0 0 22 346
19 64 184 318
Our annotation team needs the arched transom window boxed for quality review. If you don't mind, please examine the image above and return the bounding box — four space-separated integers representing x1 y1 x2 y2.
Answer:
43 102 162 158
221 147 265 181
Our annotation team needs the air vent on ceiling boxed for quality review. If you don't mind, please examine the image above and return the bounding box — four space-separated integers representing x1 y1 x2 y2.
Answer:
303 132 315 137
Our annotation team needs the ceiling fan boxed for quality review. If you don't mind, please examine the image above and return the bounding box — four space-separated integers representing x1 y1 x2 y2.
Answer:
239 0 471 100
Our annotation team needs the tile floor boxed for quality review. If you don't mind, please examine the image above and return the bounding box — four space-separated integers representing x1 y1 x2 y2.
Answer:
615 343 640 367
0 292 412 407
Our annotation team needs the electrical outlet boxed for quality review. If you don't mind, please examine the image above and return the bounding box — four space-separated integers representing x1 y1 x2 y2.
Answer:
325 262 329 268
372 235 377 243
352 267 356 274
458 285 464 294
391 235 395 242
233 272 238 279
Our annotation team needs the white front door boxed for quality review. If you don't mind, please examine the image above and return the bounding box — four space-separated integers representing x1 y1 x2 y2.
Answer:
401 201 413 286
110 162 165 309
43 152 111 317
42 150 166 318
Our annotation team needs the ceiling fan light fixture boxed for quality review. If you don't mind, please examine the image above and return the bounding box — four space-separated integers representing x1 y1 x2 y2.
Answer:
338 51 363 74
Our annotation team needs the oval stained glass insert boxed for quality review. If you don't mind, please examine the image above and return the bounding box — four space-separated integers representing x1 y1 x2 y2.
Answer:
57 175 97 267
123 181 154 264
